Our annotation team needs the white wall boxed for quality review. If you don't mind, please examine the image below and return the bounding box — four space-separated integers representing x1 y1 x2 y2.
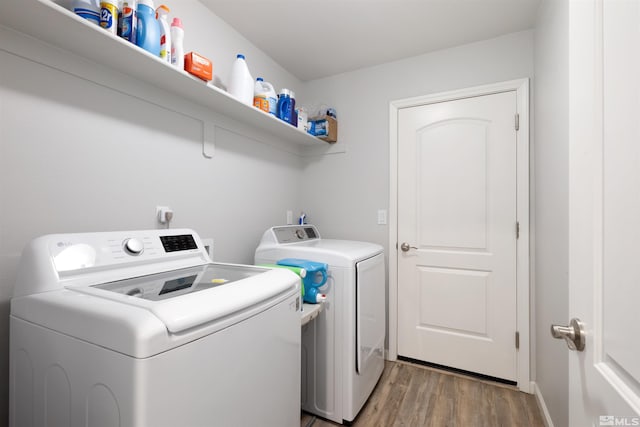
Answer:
533 0 569 425
0 1 306 423
300 30 534 244
299 31 534 350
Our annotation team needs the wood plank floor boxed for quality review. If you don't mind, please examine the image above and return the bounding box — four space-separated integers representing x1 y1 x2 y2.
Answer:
300 360 545 427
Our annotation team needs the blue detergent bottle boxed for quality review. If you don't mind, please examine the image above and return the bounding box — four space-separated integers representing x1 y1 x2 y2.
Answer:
277 258 328 304
277 89 296 126
136 0 160 57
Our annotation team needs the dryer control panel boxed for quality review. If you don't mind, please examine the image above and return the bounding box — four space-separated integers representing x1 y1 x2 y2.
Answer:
271 225 321 244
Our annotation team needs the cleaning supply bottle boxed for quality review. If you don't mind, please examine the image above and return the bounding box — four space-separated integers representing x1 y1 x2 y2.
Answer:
277 89 296 126
290 91 297 126
99 0 118 34
253 78 277 115
118 0 137 43
135 0 160 57
156 4 171 63
170 17 184 69
276 258 328 304
228 54 254 106
73 0 100 25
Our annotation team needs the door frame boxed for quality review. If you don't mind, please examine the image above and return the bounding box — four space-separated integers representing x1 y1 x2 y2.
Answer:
388 79 531 392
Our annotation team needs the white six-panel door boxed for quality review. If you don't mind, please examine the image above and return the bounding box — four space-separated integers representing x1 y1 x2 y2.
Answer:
397 91 518 381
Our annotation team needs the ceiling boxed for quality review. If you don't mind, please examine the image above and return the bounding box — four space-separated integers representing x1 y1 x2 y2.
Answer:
199 0 541 82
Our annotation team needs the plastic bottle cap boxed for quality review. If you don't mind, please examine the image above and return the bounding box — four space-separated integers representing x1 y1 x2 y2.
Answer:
279 88 292 97
156 4 170 14
171 17 183 28
256 77 263 82
236 54 245 60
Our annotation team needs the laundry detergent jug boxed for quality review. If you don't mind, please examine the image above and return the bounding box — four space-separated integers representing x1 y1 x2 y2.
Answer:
277 258 327 304
253 78 277 115
136 0 160 56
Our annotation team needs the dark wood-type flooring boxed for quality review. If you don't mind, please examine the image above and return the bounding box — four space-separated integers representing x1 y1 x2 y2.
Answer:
300 360 545 427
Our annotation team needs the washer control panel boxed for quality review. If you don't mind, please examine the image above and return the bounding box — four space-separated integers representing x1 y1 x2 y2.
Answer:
46 229 206 274
271 225 320 244
14 229 210 298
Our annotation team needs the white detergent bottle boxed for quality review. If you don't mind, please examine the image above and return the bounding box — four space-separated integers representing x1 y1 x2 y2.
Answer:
156 5 171 63
228 54 254 106
73 0 100 25
170 17 184 69
253 77 277 115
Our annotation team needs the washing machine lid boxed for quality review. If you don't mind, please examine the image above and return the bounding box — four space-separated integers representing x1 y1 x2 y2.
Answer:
92 263 261 301
11 264 299 357
70 263 295 333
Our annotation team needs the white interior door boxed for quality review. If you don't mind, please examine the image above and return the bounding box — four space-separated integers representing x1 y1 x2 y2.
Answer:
566 0 640 424
397 91 518 382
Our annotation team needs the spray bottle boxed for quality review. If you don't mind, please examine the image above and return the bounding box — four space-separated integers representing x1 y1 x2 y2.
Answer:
156 4 171 63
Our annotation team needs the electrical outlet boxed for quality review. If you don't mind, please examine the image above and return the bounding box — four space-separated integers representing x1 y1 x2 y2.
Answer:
156 206 173 223
286 210 293 225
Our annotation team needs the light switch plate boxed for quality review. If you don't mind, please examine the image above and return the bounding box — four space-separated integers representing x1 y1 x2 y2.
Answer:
377 209 387 225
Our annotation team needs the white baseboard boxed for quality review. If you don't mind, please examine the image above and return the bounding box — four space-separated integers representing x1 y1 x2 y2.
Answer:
532 381 555 427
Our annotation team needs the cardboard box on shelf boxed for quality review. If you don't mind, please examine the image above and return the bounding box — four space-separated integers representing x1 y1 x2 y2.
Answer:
311 115 338 143
184 52 213 81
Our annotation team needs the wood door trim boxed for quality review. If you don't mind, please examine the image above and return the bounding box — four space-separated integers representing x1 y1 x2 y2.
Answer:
388 78 531 393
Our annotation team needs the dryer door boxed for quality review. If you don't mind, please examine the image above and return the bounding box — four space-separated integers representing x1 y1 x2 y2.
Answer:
356 252 386 374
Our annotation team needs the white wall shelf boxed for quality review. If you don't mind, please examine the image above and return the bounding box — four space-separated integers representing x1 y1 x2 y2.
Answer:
0 0 333 151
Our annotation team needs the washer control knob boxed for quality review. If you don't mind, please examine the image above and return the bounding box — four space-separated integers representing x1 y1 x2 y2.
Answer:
123 238 144 256
295 229 305 239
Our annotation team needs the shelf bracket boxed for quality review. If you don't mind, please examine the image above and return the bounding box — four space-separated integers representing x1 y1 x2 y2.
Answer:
203 120 216 159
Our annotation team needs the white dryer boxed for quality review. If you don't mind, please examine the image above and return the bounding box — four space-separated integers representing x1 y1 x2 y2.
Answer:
10 228 301 427
255 225 385 424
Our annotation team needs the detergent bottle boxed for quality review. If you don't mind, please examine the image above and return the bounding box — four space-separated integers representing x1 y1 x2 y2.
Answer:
277 89 296 126
99 0 118 34
170 17 184 69
276 258 328 304
156 4 171 63
253 78 277 115
136 0 160 57
73 0 100 25
118 0 137 43
228 54 254 106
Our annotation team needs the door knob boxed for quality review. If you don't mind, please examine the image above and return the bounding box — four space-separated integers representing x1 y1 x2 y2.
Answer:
400 242 417 252
550 318 585 351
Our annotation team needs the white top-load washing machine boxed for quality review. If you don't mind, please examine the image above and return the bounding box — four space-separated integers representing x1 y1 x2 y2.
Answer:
10 228 301 427
255 225 385 424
